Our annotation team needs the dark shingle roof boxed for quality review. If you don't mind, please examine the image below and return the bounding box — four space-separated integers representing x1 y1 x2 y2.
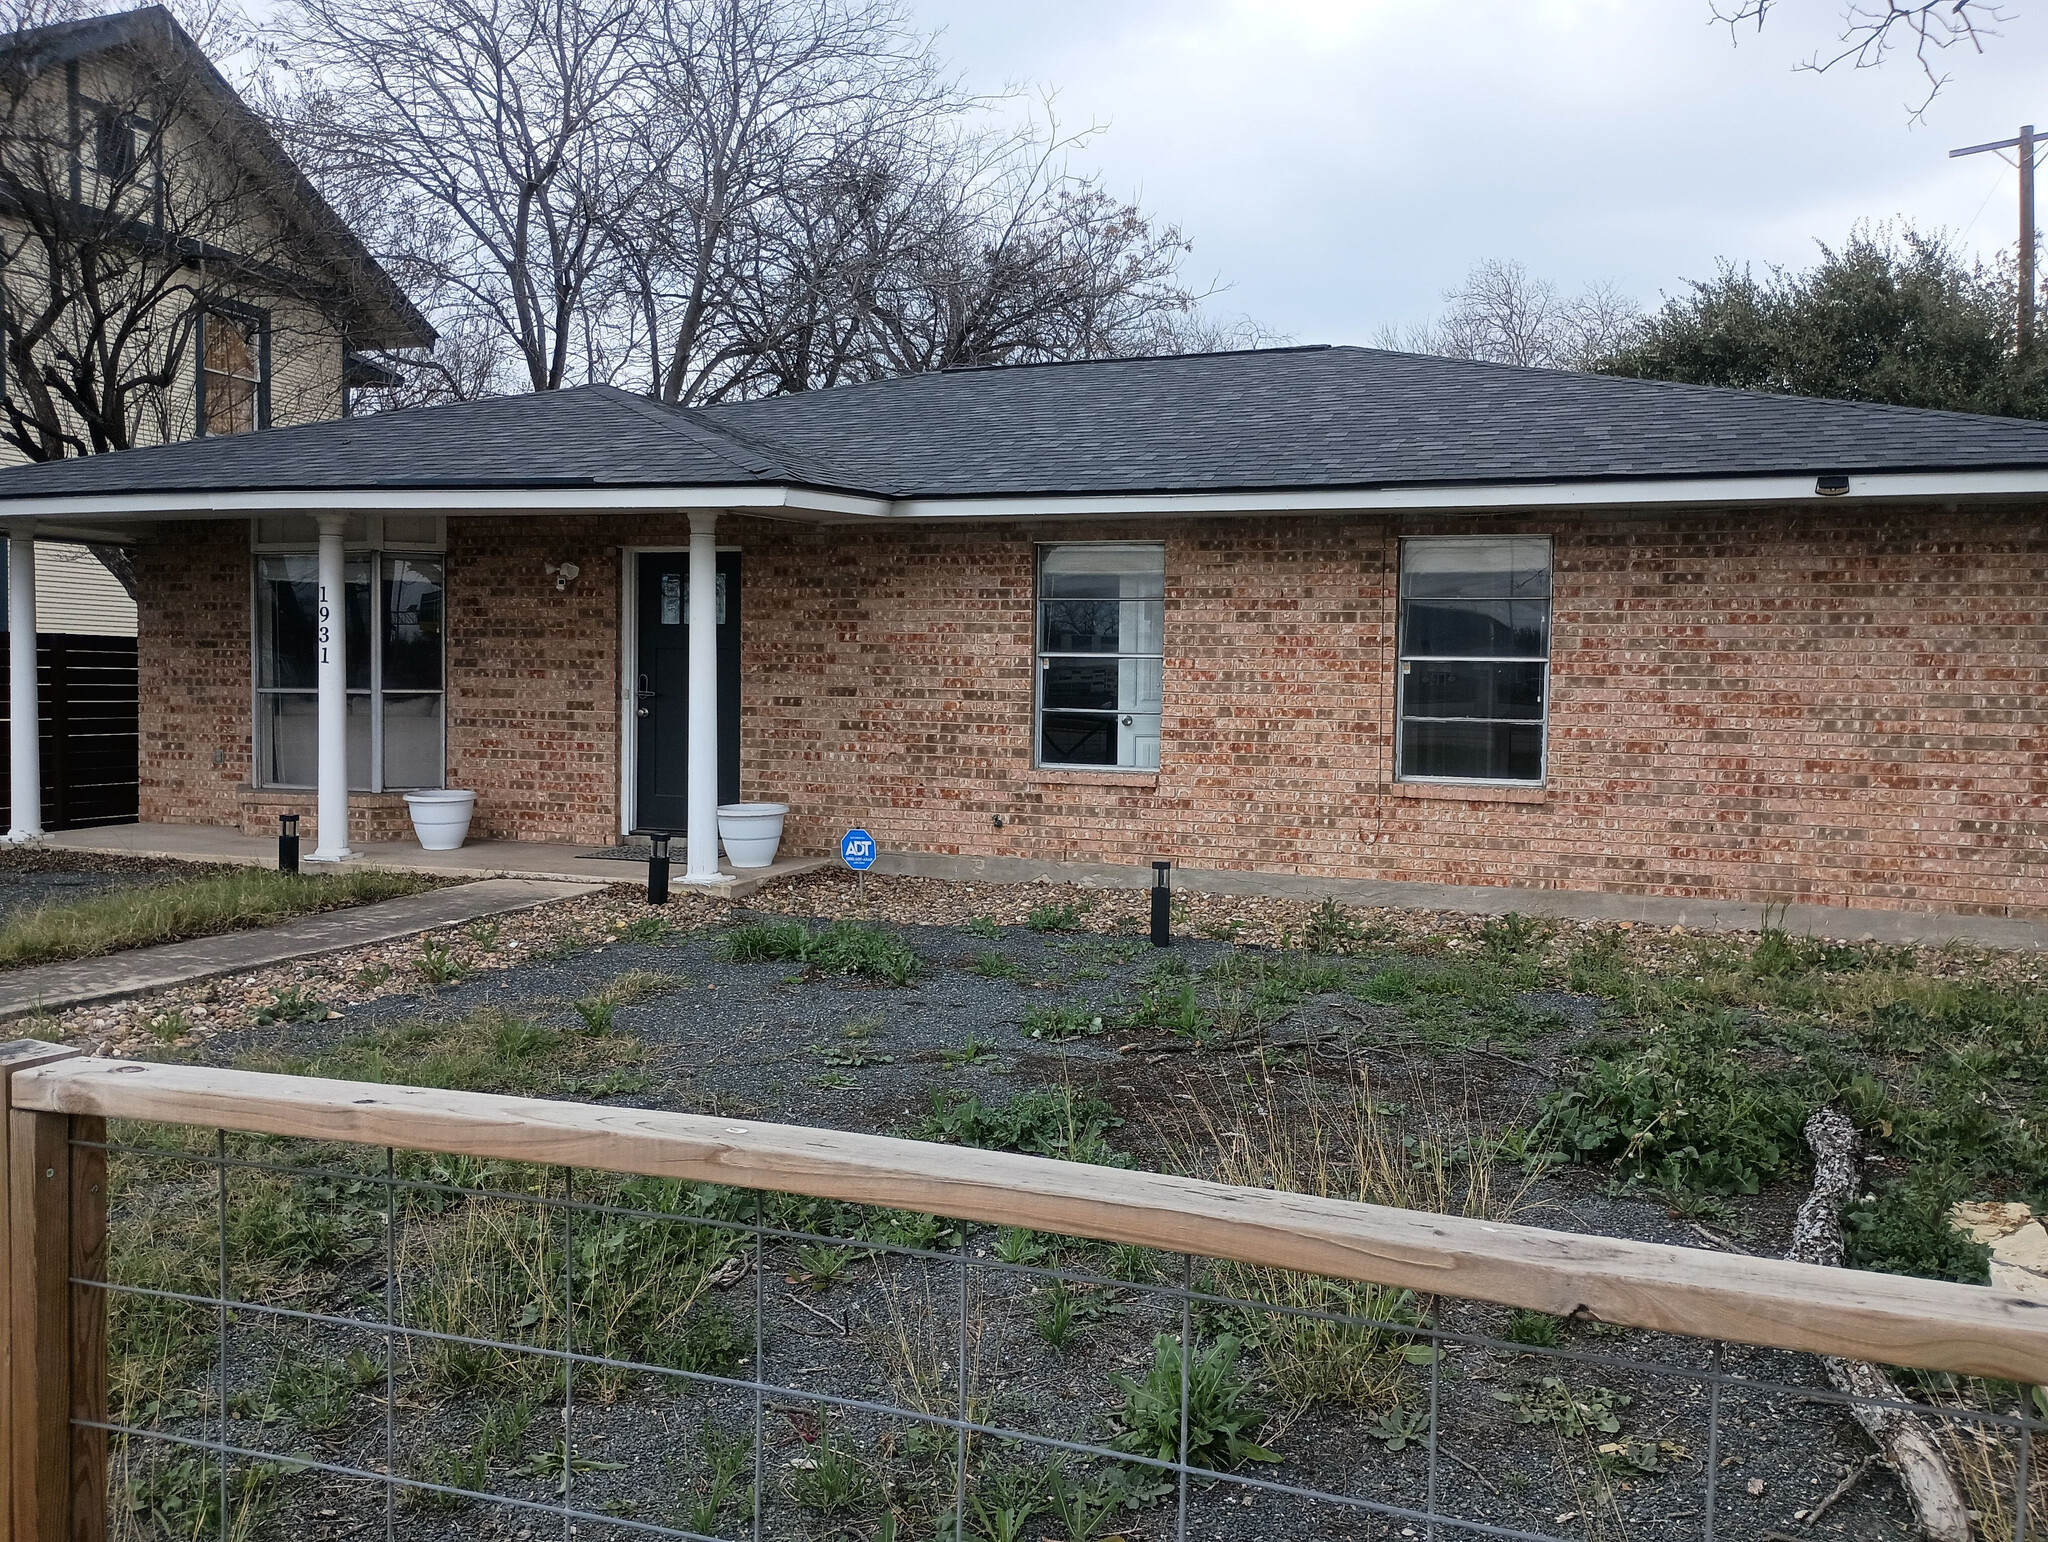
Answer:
702 345 2048 497
8 345 2048 505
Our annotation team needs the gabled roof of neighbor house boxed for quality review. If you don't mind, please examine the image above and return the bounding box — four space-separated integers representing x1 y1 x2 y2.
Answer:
7 345 2048 517
0 5 433 351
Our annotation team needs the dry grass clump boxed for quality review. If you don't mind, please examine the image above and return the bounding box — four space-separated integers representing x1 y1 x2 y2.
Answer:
1165 1069 1536 1416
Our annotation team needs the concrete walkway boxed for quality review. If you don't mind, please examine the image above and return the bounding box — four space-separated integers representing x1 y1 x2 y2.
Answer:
0 876 591 1021
42 823 832 900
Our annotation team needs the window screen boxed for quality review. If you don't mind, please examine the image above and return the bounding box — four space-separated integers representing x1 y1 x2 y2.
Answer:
1036 543 1164 770
1397 537 1551 783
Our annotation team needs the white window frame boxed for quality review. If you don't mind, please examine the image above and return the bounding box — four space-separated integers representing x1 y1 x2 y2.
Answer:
1033 540 1166 773
1394 534 1552 787
249 517 447 791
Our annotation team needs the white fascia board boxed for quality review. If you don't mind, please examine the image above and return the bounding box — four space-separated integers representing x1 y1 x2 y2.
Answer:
880 468 2048 520
0 482 888 522
5 466 2047 527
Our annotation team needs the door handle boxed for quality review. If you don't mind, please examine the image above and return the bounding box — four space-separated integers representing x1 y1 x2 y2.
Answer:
1120 714 1134 727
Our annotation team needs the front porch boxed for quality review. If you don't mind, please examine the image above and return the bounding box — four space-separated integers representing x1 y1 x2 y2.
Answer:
40 820 832 899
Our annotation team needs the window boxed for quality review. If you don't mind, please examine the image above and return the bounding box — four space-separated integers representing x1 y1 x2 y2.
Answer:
200 308 266 437
92 110 141 180
253 529 445 791
1036 542 1163 770
1397 536 1551 784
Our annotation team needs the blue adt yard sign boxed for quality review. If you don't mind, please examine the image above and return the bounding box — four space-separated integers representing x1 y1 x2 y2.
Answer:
841 829 877 871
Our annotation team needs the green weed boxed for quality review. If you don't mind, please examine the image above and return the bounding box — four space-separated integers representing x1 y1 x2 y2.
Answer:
723 918 920 984
907 1088 1131 1168
1026 902 1084 933
1110 1333 1279 1472
1022 1001 1105 1041
966 915 1003 939
251 984 328 1025
416 937 465 986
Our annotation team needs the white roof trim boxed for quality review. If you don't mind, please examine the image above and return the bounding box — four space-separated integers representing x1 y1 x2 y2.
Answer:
3 466 2046 525
883 468 2048 520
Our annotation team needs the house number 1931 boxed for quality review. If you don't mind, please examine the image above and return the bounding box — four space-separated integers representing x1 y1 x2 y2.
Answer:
318 583 330 665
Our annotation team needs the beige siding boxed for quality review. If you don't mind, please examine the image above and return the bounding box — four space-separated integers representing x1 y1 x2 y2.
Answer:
33 543 135 635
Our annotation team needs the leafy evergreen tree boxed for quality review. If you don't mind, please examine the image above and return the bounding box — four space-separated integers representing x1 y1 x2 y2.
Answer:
1596 224 2048 420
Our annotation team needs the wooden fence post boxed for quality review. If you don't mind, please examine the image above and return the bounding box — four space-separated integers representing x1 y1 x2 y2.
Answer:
0 1041 95 1542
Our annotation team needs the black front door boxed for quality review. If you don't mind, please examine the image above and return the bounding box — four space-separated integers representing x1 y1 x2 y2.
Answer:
635 551 740 833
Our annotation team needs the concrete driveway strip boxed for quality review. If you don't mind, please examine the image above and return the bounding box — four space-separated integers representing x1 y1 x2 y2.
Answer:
0 877 593 1021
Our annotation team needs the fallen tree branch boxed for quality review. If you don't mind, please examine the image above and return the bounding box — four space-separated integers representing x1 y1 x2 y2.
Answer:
1786 1108 1970 1542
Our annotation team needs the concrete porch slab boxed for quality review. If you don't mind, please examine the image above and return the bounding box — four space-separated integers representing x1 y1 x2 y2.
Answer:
39 824 832 900
0 876 592 1021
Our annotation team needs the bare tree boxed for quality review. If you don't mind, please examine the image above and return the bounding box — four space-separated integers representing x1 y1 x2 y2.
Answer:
271 0 1246 407
1379 259 1640 371
1711 1 2008 119
269 0 644 396
0 0 352 458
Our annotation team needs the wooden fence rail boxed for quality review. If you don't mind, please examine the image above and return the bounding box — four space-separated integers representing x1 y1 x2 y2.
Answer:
4 1045 2047 1538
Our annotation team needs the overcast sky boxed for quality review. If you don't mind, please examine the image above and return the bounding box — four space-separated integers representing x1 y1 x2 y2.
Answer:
909 0 2048 344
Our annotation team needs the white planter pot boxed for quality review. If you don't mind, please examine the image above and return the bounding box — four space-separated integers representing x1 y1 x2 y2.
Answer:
717 801 788 869
404 790 476 851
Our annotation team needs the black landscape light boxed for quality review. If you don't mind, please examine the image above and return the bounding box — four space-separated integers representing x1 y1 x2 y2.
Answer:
278 813 300 874
1151 860 1172 948
647 832 671 906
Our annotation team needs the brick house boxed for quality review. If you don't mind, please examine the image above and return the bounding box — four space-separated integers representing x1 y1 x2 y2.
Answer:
1 344 2046 917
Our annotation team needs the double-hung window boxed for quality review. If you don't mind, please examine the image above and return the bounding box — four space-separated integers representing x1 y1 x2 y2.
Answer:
199 306 267 437
252 517 446 790
1397 536 1551 784
1036 542 1164 770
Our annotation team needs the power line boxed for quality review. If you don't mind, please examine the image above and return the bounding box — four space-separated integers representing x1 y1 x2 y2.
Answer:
1951 124 2042 349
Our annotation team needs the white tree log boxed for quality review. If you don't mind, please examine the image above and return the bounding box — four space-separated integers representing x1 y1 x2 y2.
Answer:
1785 1108 1970 1542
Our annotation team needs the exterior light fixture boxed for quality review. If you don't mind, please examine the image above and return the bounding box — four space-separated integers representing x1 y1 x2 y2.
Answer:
545 561 581 591
278 813 300 874
1151 860 1172 948
1814 474 1850 496
647 831 671 905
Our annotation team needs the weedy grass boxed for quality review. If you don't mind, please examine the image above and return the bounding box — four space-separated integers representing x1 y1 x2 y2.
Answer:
1172 1069 1529 1412
1021 1001 1104 1042
723 918 920 984
0 866 435 970
572 969 681 1031
237 1005 653 1096
907 1086 1131 1168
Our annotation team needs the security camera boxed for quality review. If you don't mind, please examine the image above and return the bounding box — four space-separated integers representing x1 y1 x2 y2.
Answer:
545 561 582 591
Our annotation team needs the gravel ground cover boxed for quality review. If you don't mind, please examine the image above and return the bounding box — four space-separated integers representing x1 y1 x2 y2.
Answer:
82 874 2041 1542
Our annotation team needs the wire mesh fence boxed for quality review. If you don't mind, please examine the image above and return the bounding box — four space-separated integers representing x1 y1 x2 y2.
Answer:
82 1117 2046 1542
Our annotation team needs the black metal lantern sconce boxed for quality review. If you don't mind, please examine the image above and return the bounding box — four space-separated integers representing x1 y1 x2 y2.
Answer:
277 813 300 874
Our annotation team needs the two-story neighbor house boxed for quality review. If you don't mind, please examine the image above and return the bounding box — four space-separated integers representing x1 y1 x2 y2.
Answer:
3 344 2048 923
0 4 431 827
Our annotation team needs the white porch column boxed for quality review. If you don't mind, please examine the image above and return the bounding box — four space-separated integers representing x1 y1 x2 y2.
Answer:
310 513 352 863
683 509 729 884
5 523 39 843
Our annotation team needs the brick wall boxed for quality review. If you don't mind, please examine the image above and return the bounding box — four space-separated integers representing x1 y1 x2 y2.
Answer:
131 504 2048 916
136 519 247 828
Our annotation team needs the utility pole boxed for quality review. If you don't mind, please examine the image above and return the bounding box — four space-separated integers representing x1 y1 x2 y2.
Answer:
1952 124 2041 350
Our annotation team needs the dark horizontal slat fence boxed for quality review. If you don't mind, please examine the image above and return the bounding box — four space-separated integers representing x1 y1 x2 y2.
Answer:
0 633 139 830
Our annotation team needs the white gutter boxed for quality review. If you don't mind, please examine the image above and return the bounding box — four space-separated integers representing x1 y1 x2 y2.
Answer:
883 467 2048 520
4 466 2048 526
0 482 890 522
